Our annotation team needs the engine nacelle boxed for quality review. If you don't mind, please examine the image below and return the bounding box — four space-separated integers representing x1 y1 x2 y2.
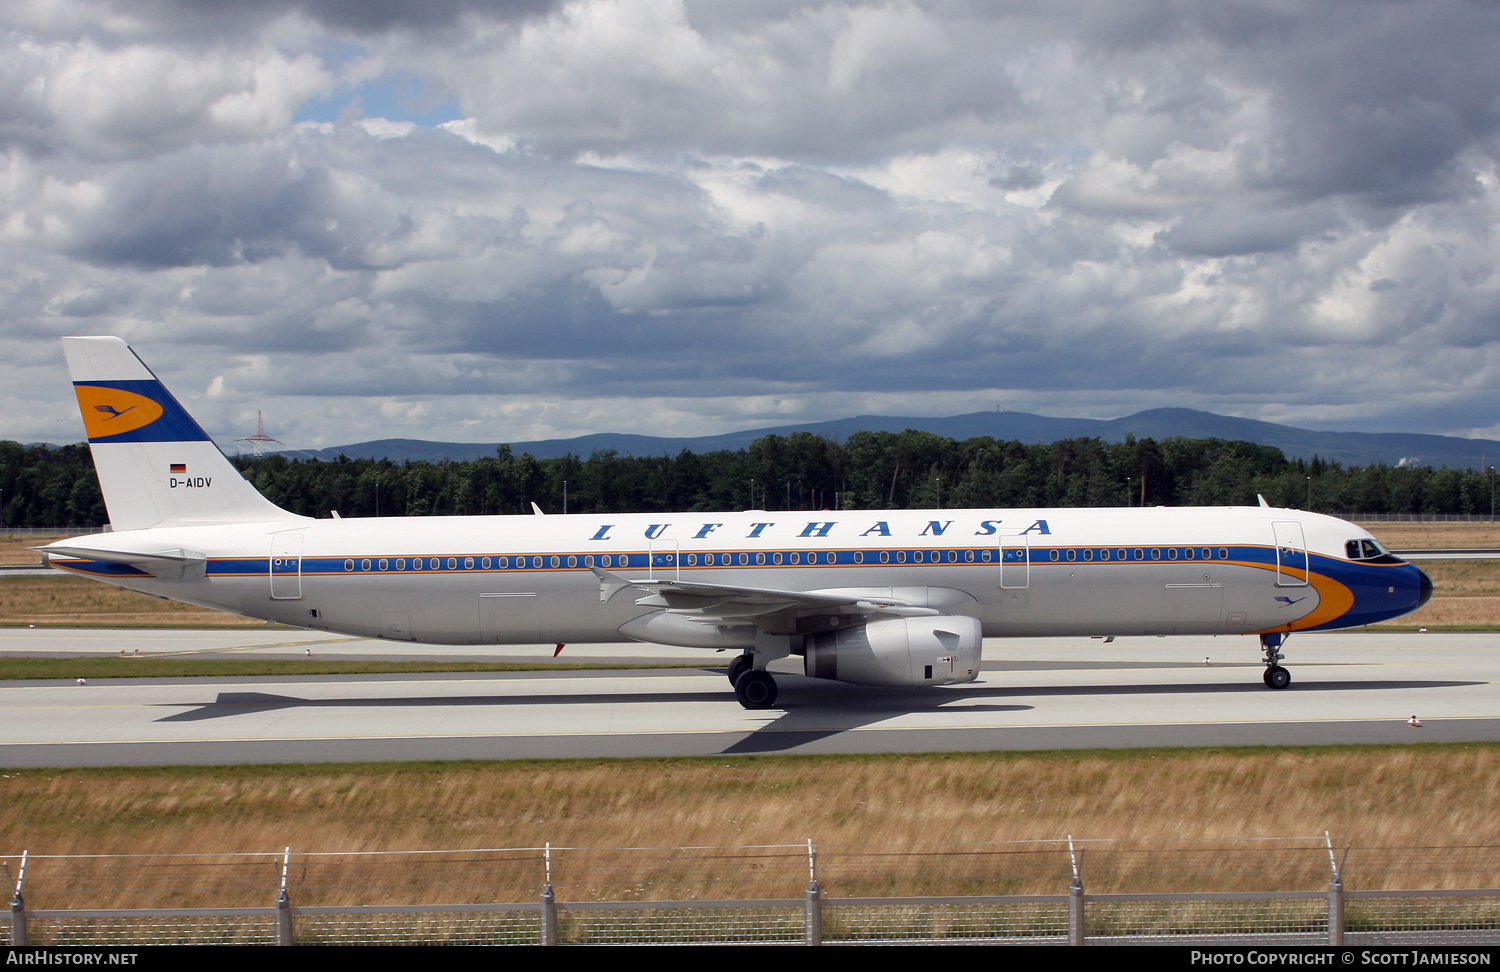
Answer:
804 615 982 687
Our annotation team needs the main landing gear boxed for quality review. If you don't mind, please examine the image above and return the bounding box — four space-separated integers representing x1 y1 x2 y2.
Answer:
1261 633 1291 690
726 652 779 709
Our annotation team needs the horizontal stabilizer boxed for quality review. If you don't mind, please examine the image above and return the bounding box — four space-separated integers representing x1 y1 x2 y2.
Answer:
38 542 206 572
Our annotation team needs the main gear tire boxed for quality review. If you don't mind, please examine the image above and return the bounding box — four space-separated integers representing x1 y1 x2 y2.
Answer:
734 670 779 709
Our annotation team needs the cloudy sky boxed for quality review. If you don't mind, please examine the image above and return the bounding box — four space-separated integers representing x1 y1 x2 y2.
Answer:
3 0 1499 450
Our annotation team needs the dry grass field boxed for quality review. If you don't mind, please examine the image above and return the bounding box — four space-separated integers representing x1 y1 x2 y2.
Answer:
0 533 65 565
0 747 1496 902
0 575 267 627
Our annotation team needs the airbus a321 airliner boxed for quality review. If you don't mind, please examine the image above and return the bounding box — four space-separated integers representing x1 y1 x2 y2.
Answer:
40 336 1432 709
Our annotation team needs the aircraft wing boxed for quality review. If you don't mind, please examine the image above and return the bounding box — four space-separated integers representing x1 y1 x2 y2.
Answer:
590 566 927 623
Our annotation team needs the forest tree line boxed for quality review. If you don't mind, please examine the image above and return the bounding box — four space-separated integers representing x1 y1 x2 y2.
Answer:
2 431 1497 528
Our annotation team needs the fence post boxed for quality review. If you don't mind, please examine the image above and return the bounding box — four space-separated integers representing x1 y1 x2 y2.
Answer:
1328 874 1344 946
275 888 292 946
1325 832 1347 946
275 846 293 946
1067 836 1085 946
539 843 557 946
10 850 27 948
9 891 25 947
539 884 557 945
804 840 821 945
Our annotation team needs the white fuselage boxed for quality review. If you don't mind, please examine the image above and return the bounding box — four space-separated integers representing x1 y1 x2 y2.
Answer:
49 505 1429 648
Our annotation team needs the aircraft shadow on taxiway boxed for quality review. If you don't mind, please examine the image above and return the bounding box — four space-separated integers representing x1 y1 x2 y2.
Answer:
153 668 1482 757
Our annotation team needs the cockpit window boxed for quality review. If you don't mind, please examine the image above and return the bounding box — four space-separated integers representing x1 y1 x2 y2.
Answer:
1346 538 1403 564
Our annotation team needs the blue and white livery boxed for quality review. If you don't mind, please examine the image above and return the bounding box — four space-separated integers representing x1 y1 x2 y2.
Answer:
41 337 1433 708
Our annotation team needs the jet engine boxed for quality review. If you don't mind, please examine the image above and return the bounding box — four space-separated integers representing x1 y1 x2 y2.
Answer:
803 615 981 687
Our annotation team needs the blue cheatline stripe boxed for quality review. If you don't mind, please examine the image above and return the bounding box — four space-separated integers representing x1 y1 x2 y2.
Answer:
74 379 211 443
51 560 152 577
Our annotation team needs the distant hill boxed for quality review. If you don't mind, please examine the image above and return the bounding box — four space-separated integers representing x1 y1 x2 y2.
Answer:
283 407 1500 470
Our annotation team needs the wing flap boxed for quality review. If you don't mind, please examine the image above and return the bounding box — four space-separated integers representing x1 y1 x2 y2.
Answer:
590 566 917 624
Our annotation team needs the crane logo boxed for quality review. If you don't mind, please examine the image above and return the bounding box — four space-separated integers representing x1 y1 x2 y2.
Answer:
74 385 165 439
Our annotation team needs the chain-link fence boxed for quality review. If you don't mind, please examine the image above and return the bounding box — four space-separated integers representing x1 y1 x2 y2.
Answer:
5 838 1500 945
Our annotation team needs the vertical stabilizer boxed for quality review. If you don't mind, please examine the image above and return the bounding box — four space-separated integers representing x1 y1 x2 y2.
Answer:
63 336 300 530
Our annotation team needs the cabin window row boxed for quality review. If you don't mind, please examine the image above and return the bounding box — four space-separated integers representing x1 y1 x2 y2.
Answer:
1046 547 1231 563
339 546 1235 572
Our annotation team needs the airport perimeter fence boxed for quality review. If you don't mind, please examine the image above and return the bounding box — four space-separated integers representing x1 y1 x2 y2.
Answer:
5 837 1500 946
1346 513 1498 522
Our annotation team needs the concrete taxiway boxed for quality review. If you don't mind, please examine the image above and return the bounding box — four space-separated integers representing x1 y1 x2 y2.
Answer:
0 628 1495 766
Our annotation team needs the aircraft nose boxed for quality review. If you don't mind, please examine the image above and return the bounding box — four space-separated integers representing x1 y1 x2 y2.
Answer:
1417 568 1433 608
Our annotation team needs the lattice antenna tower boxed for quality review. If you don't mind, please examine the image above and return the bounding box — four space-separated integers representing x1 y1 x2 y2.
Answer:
237 411 284 457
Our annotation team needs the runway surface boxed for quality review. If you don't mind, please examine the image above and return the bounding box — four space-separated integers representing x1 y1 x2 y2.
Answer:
0 628 1496 766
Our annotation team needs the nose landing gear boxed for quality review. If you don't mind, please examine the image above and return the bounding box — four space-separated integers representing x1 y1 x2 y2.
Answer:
1261 633 1291 690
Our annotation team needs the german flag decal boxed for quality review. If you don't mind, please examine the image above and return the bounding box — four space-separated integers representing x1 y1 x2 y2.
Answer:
170 463 187 474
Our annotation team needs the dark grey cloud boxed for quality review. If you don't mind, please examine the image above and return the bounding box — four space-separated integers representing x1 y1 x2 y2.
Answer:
3 0 1500 449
